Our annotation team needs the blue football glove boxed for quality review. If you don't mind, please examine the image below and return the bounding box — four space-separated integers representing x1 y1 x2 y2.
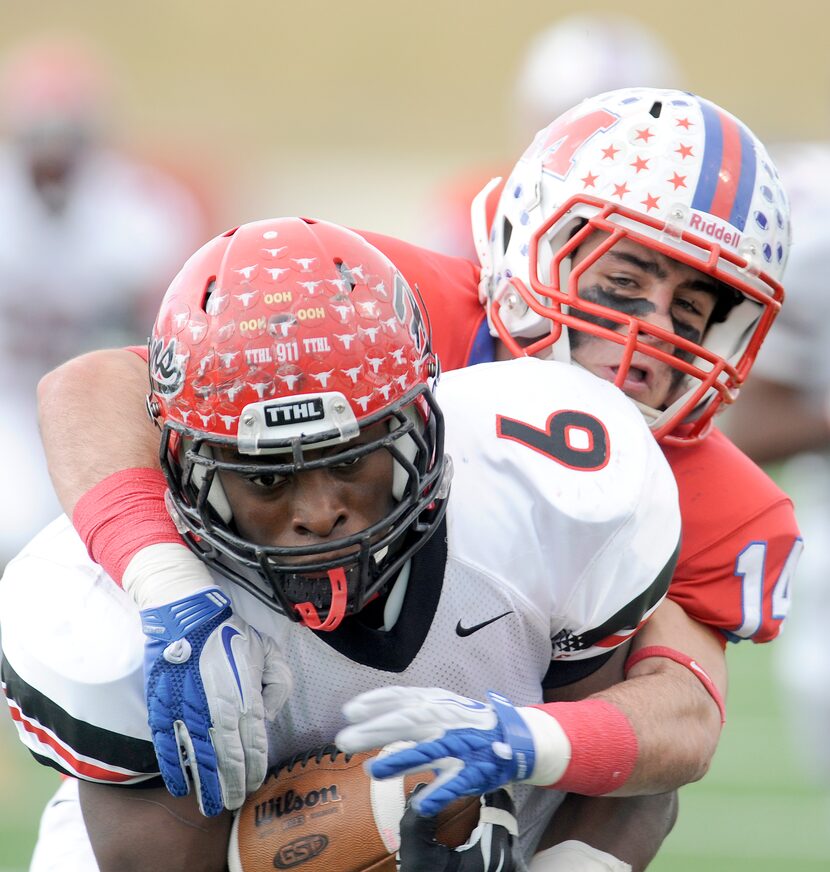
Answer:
336 687 539 816
141 587 292 816
398 788 519 872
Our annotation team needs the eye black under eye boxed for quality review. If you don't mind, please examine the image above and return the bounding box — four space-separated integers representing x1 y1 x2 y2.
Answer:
673 298 703 316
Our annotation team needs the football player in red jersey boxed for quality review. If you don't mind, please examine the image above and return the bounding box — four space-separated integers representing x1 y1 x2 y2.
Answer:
21 88 799 871
358 87 800 649
337 88 801 861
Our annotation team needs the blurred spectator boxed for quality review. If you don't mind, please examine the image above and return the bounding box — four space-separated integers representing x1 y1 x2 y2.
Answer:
0 34 207 566
723 142 830 790
423 13 683 257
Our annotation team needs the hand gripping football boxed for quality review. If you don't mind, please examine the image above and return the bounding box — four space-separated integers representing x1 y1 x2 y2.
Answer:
228 743 480 872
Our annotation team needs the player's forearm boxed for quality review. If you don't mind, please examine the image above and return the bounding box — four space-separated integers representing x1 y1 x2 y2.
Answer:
591 662 721 793
536 599 726 796
37 349 161 516
79 782 232 872
592 599 727 794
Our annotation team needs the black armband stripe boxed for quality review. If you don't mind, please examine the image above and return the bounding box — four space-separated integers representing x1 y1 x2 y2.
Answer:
542 649 615 689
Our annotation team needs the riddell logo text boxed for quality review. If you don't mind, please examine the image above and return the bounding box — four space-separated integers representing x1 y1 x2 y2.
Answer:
689 214 741 247
255 786 341 826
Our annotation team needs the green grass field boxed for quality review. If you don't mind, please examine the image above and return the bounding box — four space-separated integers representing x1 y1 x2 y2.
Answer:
2 640 829 871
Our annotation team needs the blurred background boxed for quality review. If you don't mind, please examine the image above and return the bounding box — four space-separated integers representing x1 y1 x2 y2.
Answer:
1 0 830 869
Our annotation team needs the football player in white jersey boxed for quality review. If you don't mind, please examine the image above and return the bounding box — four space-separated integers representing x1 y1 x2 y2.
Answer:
0 218 684 871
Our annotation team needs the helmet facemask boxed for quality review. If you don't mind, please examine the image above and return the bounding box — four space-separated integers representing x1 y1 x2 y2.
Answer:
488 195 783 444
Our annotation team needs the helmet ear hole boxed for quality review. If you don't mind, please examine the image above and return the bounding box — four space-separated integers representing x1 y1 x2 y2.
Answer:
390 407 423 501
502 216 513 254
202 277 218 311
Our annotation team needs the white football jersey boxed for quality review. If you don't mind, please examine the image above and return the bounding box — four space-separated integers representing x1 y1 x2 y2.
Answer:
0 358 680 860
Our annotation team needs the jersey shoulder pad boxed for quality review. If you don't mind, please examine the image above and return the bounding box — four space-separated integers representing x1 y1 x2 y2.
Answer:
664 428 801 643
440 359 680 658
0 517 154 783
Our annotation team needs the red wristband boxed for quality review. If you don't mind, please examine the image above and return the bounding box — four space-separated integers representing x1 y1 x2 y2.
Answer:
625 645 726 725
72 468 182 586
530 699 638 795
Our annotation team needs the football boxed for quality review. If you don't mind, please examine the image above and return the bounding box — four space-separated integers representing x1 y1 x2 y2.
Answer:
228 743 480 872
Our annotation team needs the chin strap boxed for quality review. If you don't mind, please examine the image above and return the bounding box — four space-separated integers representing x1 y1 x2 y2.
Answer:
293 567 349 631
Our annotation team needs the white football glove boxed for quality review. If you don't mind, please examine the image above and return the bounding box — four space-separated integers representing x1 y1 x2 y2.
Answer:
337 686 569 816
141 586 293 816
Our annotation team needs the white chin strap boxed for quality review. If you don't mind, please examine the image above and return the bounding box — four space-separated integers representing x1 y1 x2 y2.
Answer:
190 444 234 523
390 406 423 501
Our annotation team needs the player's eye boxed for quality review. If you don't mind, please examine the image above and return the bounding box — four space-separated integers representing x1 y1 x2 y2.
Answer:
331 455 363 471
674 299 697 314
246 471 288 489
609 274 638 289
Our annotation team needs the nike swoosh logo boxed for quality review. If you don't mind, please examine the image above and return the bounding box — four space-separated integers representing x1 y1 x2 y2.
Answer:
456 611 513 637
221 626 244 702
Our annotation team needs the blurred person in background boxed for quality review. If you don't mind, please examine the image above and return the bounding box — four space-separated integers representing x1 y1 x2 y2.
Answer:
424 13 683 258
722 142 830 797
0 34 207 567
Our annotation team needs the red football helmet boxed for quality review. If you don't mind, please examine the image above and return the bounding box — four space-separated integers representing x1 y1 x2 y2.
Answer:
148 217 447 630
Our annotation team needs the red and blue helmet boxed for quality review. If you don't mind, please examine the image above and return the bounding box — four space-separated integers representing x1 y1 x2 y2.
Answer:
477 87 790 444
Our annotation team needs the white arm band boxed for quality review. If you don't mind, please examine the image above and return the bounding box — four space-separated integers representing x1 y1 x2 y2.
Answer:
529 841 632 872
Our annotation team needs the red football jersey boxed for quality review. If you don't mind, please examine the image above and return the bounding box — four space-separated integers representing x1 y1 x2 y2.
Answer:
358 229 802 645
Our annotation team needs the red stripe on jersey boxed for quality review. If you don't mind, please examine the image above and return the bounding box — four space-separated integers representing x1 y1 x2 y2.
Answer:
7 703 139 783
709 111 742 222
593 600 661 649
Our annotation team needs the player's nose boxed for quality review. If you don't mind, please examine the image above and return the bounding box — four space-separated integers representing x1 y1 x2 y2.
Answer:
289 469 348 540
636 286 675 345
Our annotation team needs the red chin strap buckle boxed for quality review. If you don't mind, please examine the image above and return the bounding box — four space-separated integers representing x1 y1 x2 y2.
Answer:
294 567 348 631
